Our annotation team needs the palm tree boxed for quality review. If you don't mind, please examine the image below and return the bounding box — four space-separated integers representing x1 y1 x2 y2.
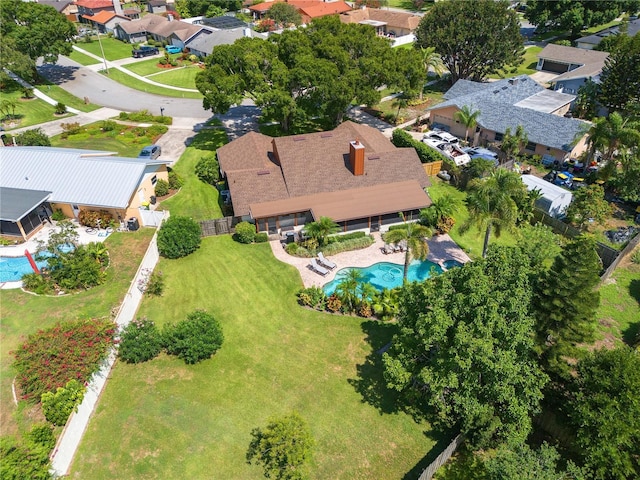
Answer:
585 112 640 163
500 125 528 161
419 47 445 100
372 288 399 321
392 94 410 125
461 168 526 258
383 214 432 281
453 105 480 144
419 194 462 233
303 216 340 246
336 269 364 312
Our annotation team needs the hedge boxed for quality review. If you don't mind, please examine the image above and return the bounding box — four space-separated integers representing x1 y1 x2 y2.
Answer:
387 221 420 231
326 231 366 243
391 129 448 164
319 236 374 255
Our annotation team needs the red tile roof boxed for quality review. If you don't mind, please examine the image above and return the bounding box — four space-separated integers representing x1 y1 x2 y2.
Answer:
297 1 351 18
83 10 120 23
76 0 115 8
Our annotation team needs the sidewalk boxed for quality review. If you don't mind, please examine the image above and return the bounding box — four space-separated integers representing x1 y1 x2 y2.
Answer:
72 45 200 93
8 107 121 137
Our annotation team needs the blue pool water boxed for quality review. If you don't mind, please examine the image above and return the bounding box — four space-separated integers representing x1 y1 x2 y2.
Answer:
323 260 444 295
443 259 463 270
0 255 49 282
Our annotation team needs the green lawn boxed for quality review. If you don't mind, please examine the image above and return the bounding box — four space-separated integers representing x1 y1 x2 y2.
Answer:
122 55 190 76
99 68 203 99
387 0 433 11
149 67 199 89
0 89 73 131
489 46 542 79
158 128 227 220
581 19 621 35
596 254 640 346
0 229 155 437
426 178 519 259
35 82 100 113
69 235 439 479
68 49 101 66
74 37 134 61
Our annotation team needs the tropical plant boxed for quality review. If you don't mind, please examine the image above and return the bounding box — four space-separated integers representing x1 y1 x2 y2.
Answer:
392 94 410 124
303 216 340 246
336 269 365 313
372 288 399 321
454 105 480 144
419 194 462 234
584 112 640 164
383 214 432 281
500 125 528 160
419 46 445 78
461 168 527 257
54 102 66 115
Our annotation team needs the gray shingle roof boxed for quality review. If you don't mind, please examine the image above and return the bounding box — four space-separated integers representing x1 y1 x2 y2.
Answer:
0 147 167 209
186 28 266 55
0 187 51 222
431 76 589 152
575 18 640 46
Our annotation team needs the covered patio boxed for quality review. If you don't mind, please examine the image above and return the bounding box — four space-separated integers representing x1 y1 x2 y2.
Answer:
0 187 52 241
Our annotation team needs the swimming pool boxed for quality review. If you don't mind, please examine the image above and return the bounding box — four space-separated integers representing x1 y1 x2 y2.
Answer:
323 260 444 295
0 255 49 282
442 259 463 270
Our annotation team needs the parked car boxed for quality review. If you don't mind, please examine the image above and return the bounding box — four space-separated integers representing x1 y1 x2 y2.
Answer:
423 129 459 144
165 45 182 54
462 147 499 165
132 46 159 58
138 145 162 159
423 138 471 166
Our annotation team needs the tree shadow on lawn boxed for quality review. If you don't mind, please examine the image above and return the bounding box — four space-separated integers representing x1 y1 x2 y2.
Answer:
622 278 640 346
187 128 227 151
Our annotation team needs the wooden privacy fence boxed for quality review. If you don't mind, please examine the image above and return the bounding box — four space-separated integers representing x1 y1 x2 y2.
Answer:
199 217 234 237
418 434 463 480
600 231 640 282
423 161 443 176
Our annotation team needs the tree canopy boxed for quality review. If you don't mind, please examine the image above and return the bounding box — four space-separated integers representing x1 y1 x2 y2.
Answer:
0 0 76 81
414 0 523 83
599 33 640 114
267 3 302 28
196 16 425 131
383 246 547 448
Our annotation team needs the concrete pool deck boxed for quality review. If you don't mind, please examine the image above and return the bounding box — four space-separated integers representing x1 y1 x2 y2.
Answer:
269 232 472 288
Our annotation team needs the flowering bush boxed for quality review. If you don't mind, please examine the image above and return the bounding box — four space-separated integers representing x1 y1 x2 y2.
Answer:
118 318 163 364
12 319 115 401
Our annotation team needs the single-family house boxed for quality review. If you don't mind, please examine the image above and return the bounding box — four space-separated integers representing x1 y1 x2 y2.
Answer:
427 75 590 161
249 0 352 25
0 147 169 240
82 10 130 34
114 13 208 44
186 27 267 57
521 174 572 218
216 121 431 234
147 0 167 14
77 0 121 23
122 8 141 20
575 18 640 50
536 44 609 94
339 7 420 38
37 0 78 22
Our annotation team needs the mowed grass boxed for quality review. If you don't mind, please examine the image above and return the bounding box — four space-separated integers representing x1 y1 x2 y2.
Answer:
122 55 189 76
70 235 438 479
490 46 543 79
68 48 101 66
0 229 155 437
596 253 640 346
149 66 199 89
74 37 134 61
158 128 227 220
427 178 519 259
0 89 73 130
99 68 203 99
35 82 100 112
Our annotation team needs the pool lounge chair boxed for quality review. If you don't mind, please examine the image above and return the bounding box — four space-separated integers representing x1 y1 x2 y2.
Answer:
310 259 330 276
317 252 336 270
382 243 394 254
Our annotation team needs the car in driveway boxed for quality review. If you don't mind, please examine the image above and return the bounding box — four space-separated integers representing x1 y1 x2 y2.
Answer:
423 138 471 166
423 129 459 144
132 46 159 58
138 145 162 159
165 45 182 54
462 147 499 165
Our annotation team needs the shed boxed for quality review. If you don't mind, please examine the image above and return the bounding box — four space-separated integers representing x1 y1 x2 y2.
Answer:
521 174 572 218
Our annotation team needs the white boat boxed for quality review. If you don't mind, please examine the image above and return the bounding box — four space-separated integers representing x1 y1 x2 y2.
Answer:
423 138 471 166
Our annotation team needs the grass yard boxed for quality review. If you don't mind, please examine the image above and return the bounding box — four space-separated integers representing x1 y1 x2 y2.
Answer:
50 121 167 157
68 49 101 66
427 178 519 259
148 66 199 89
367 80 448 124
490 46 543 79
158 128 227 220
596 252 640 347
122 55 195 76
99 68 203 99
0 89 72 131
74 37 134 61
0 229 155 438
70 235 440 479
387 0 433 11
34 80 100 113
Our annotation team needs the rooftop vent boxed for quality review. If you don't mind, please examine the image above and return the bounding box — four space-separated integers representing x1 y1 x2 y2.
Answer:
293 137 306 142
320 133 333 138
502 86 508 90
368 155 380 160
257 170 271 175
493 90 500 94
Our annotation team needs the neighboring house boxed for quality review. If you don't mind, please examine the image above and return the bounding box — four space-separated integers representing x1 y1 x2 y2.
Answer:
216 121 431 234
77 0 121 23
339 6 420 37
249 0 352 25
536 44 609 94
0 147 169 240
575 18 640 50
114 13 208 44
37 0 78 22
521 174 572 218
186 27 267 57
428 75 590 161
148 0 167 14
82 10 130 34
122 8 141 20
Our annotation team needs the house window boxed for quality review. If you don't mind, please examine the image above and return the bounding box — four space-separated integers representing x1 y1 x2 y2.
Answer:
151 175 158 185
525 142 537 152
494 132 504 142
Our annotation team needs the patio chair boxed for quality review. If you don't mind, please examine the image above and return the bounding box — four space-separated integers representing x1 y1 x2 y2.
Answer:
317 252 336 270
398 240 407 252
310 259 330 276
391 243 401 252
382 243 394 255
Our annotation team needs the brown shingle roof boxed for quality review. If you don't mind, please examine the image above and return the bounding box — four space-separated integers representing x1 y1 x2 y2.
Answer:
218 121 430 219
116 13 166 34
340 7 421 31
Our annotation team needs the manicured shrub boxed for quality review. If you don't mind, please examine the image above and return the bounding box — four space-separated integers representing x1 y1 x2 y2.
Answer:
388 221 419 231
26 424 56 451
51 209 66 221
14 128 50 146
101 120 117 131
0 436 51 480
157 216 202 259
234 221 256 244
13 319 115 401
118 318 163 364
78 209 113 228
326 294 342 313
297 286 327 309
391 128 448 163
255 232 269 243
145 271 164 296
320 236 374 256
41 379 85 426
168 170 183 189
285 242 299 255
21 273 53 295
154 179 170 197
326 231 366 243
164 310 224 364
195 154 220 185
54 102 67 114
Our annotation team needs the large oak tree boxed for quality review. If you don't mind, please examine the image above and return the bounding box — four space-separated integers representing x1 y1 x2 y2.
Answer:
414 0 523 84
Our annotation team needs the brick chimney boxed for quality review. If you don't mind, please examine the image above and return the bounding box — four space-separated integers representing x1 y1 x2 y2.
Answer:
349 139 365 176
112 0 123 16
